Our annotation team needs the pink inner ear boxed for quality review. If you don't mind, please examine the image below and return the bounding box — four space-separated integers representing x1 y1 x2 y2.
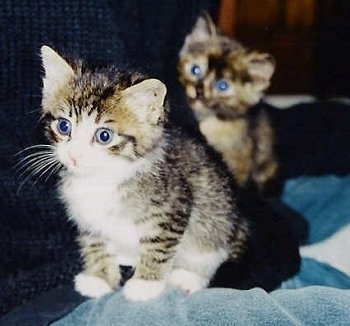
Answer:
248 54 275 82
189 15 216 42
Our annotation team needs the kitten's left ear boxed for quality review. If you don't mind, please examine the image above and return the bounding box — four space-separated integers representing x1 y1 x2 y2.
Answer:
184 12 217 46
122 79 167 124
246 52 275 91
40 45 75 95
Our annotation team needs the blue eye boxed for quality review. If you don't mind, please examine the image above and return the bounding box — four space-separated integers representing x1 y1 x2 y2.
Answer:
215 79 229 92
190 64 202 77
57 118 71 135
95 128 114 145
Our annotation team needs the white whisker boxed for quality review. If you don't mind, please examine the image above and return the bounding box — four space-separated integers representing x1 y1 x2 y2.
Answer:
16 159 59 195
14 153 55 171
15 144 55 156
17 175 34 195
15 144 62 195
31 161 61 188
44 162 62 183
16 150 54 162
17 157 58 180
28 158 58 177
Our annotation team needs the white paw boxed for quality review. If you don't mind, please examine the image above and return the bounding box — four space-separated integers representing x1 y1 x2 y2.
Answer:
74 273 113 298
168 269 206 293
123 278 165 301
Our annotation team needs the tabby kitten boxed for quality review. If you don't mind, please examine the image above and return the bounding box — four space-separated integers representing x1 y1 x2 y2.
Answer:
38 45 249 301
178 14 278 193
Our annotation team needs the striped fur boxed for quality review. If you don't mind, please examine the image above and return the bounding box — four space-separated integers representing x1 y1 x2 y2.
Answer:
40 46 249 301
178 14 278 192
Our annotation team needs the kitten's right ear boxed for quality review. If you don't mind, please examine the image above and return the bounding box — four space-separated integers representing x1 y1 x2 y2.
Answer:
122 78 167 125
245 52 275 91
40 45 74 95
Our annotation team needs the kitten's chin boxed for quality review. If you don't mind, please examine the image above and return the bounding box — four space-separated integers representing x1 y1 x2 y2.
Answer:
190 101 212 121
189 98 205 110
64 163 94 177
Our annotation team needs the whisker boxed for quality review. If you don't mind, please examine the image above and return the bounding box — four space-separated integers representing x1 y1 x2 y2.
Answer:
15 143 63 195
16 159 60 195
17 172 36 195
17 157 58 180
27 158 58 177
44 162 62 183
14 152 55 171
15 144 55 156
31 161 61 188
16 150 54 160
16 153 55 171
25 107 42 115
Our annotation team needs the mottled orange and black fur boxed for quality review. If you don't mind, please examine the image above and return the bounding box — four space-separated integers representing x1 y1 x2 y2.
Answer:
178 14 278 193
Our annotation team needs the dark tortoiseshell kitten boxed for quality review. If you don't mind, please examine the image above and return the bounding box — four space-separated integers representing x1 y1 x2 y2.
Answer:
35 46 250 301
178 14 278 193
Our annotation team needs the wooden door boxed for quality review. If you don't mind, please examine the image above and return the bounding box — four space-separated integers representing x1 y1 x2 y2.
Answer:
218 0 350 96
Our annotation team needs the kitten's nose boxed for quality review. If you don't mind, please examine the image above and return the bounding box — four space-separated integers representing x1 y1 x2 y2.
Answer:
195 83 204 98
68 150 83 167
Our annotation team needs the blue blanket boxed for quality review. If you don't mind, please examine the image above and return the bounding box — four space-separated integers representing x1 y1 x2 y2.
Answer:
52 286 350 326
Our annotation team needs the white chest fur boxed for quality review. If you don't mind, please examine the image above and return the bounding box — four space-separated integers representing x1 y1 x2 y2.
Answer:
60 173 141 265
199 116 248 152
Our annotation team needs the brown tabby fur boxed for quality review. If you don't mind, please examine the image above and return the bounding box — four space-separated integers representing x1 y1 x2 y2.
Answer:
38 46 250 300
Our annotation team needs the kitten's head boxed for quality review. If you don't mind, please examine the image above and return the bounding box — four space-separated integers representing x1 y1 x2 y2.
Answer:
178 14 275 120
40 46 167 178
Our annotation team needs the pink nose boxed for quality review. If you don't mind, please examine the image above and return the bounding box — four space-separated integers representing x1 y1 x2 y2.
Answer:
68 151 83 167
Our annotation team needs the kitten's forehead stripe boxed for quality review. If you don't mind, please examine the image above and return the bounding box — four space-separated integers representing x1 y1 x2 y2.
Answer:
208 56 227 71
74 103 79 120
103 119 117 124
60 67 144 124
87 106 95 117
208 55 229 80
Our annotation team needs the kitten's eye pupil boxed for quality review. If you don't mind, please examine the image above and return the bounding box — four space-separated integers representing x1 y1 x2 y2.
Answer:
100 131 109 142
190 64 202 77
216 79 229 92
57 118 71 135
95 128 113 145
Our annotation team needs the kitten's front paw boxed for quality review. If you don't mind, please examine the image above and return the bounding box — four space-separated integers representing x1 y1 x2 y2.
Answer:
123 278 165 301
75 273 113 298
168 269 206 294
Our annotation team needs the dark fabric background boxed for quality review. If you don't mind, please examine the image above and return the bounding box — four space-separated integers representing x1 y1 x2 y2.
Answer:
0 0 218 316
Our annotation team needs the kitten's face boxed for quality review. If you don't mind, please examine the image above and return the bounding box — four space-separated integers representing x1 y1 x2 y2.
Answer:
178 15 275 120
40 46 167 178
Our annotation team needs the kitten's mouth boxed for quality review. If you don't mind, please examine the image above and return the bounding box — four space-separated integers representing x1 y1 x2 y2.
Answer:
189 99 208 117
188 97 207 108
65 161 93 176
189 98 202 105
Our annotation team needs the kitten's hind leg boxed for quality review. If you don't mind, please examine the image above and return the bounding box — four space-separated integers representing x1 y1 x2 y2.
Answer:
168 268 207 293
168 249 228 293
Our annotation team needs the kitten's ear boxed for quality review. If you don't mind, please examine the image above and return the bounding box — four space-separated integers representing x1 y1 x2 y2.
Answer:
122 79 167 124
246 52 275 91
40 45 74 95
186 13 217 43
